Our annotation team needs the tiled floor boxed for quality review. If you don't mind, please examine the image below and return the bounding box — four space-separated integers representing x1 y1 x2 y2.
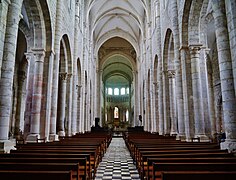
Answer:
95 137 140 180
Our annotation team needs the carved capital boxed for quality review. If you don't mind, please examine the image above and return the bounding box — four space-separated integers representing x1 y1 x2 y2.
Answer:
24 52 33 62
59 72 67 81
179 45 189 51
168 70 176 78
189 44 202 56
67 73 72 80
32 48 46 63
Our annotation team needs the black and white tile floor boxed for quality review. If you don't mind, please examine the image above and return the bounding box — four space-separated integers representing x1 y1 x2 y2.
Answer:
95 137 140 180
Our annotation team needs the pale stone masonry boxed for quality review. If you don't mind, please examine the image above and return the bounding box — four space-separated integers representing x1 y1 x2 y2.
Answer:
0 0 235 152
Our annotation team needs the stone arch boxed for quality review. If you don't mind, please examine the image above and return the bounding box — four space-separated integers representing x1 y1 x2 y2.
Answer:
95 30 139 57
181 0 192 45
56 34 73 137
23 0 46 49
188 0 204 44
163 28 175 135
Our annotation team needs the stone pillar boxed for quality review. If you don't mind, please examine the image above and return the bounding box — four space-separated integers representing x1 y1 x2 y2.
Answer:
14 72 27 136
0 0 11 78
189 45 208 141
180 46 194 141
158 70 164 135
27 49 45 142
0 0 23 142
163 71 170 135
212 0 236 151
205 48 217 138
153 82 159 132
168 70 178 135
50 0 63 138
225 0 236 96
66 73 72 136
58 73 67 137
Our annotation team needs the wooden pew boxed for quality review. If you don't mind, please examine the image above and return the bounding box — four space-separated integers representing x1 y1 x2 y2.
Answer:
0 162 79 180
11 147 99 173
0 170 73 180
161 171 236 180
152 162 236 180
0 153 90 180
146 157 236 180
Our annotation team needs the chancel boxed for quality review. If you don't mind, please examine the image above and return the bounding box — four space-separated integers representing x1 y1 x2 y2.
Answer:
0 0 236 179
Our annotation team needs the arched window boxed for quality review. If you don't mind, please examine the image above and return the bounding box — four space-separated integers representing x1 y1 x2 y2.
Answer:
108 88 112 95
114 107 119 118
126 87 129 94
121 87 126 95
114 88 119 95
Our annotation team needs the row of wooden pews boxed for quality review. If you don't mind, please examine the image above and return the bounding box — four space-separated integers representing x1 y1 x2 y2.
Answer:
0 130 112 180
124 130 236 180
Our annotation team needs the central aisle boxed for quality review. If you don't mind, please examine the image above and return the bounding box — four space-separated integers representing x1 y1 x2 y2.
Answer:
95 137 140 180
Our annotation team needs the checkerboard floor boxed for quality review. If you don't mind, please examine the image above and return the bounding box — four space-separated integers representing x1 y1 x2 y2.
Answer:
95 137 140 180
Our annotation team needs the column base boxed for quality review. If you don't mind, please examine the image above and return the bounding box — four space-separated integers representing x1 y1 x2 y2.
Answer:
176 134 186 141
49 134 59 142
0 139 16 153
194 134 210 142
170 131 178 136
185 137 193 142
26 134 39 143
220 139 236 153
58 131 65 137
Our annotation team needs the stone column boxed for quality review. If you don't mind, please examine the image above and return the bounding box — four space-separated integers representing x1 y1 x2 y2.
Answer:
189 45 208 141
0 0 23 141
168 70 178 135
225 0 236 96
75 85 81 133
0 0 11 78
66 73 72 136
58 73 67 137
163 71 170 135
153 82 159 132
14 72 27 136
50 0 63 138
205 48 217 138
27 49 45 142
158 70 164 135
212 0 236 151
180 46 194 141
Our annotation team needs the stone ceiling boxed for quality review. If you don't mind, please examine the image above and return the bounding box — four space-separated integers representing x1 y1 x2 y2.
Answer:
87 0 148 88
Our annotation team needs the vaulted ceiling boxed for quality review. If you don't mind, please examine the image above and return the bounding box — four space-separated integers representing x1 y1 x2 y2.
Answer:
86 0 149 88
87 0 148 47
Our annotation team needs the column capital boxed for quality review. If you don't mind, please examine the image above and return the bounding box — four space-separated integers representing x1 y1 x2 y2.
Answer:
179 45 189 51
67 73 73 80
59 72 67 81
24 52 33 61
168 70 176 78
32 48 46 62
189 44 203 55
